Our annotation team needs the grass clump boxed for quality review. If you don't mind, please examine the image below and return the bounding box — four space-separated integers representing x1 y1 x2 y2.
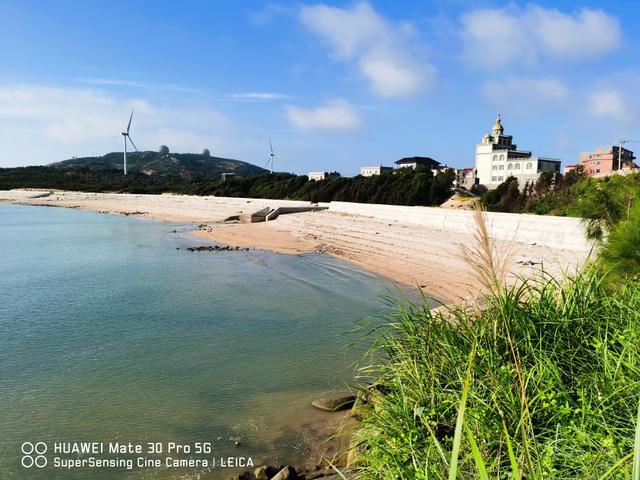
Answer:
352 270 640 479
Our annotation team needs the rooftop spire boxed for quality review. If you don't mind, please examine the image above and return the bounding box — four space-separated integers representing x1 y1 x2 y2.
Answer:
492 113 504 135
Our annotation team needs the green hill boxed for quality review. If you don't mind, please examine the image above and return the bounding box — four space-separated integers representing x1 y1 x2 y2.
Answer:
49 151 268 177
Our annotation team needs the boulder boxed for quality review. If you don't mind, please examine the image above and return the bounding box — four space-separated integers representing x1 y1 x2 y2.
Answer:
312 395 356 412
254 465 277 479
272 465 297 480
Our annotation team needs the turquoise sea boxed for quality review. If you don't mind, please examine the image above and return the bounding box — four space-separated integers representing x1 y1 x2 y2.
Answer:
0 204 419 479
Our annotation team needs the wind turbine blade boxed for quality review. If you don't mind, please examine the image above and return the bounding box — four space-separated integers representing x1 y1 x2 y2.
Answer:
269 139 273 154
126 110 134 134
127 136 139 152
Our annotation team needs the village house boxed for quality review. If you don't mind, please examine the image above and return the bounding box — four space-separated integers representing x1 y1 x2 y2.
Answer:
578 146 637 176
360 165 393 177
456 168 478 189
395 156 442 170
308 171 341 181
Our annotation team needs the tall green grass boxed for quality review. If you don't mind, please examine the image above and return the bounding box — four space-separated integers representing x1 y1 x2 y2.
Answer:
599 202 640 284
351 268 640 479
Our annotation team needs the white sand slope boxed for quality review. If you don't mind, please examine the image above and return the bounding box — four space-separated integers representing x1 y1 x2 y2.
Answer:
1 189 591 303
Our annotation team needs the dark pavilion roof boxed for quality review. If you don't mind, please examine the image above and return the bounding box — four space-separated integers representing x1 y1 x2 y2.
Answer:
395 156 441 167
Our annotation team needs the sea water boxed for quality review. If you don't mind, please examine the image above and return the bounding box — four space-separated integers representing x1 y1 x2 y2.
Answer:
0 204 421 479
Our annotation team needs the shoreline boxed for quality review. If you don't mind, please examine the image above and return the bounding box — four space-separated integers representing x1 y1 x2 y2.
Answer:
0 189 591 303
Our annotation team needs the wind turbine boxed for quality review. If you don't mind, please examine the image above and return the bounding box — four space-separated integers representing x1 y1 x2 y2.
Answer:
266 139 275 174
121 110 139 175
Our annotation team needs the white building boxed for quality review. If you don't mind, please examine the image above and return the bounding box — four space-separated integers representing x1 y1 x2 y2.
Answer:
308 171 341 181
360 165 393 176
475 115 561 188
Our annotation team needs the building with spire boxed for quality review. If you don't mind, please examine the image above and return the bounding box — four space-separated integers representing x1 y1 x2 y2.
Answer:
475 115 561 188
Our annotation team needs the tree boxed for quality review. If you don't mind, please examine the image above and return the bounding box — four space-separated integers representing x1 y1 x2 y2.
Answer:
482 176 523 212
563 165 585 187
534 171 555 196
202 149 210 157
159 145 170 155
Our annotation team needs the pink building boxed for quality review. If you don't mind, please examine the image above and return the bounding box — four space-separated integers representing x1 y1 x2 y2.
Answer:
579 146 636 176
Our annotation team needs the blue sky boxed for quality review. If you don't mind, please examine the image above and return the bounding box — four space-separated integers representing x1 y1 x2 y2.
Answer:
1 0 639 175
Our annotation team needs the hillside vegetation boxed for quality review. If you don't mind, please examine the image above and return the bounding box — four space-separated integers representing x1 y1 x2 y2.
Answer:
49 150 268 177
0 164 456 207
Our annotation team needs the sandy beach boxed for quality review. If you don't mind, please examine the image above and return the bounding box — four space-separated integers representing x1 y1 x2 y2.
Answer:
0 189 591 303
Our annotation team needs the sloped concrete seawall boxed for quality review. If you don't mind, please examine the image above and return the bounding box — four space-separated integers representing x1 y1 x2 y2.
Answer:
328 202 593 252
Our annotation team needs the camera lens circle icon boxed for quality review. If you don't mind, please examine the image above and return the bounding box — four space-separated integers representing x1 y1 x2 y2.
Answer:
35 455 48 468
21 442 34 455
21 455 34 468
34 442 47 454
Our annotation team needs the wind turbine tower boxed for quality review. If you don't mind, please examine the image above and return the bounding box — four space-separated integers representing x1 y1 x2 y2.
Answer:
267 139 275 174
121 110 139 175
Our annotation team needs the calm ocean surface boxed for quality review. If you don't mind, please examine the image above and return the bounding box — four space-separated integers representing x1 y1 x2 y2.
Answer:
0 204 418 479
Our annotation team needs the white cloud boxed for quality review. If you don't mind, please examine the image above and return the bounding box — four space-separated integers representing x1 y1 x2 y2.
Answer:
285 99 361 131
588 89 632 123
225 92 292 101
482 77 569 114
0 85 229 166
461 5 621 68
299 2 435 97
75 77 202 94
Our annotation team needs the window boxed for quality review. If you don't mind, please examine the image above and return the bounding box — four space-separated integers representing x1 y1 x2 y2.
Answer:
515 163 520 169
500 154 505 161
492 165 498 170
492 155 498 161
499 165 504 170
498 176 503 181
492 176 497 181
507 163 513 170
526 162 532 170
